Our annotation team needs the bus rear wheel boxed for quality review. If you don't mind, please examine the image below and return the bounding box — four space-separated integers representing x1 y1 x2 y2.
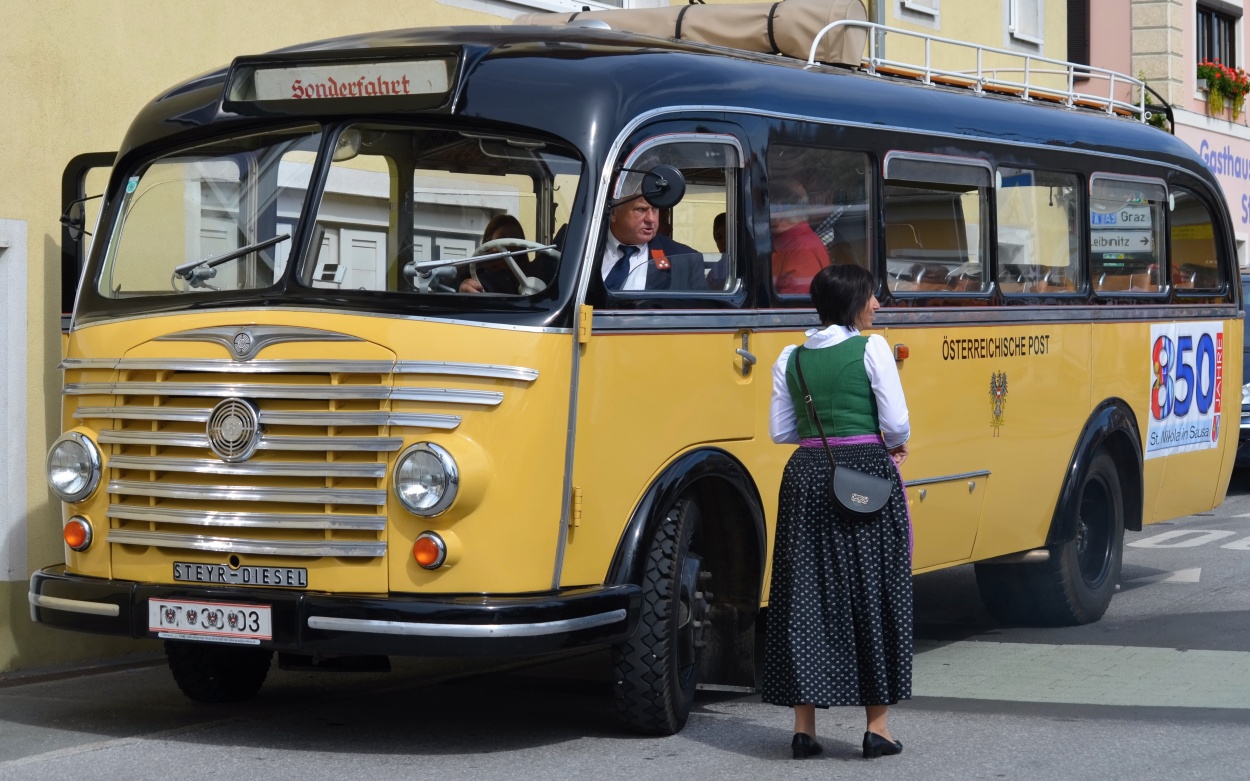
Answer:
976 450 1124 626
165 641 273 703
612 496 710 735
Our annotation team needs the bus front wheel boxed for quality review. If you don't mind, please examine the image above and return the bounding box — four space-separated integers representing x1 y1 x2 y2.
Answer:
975 450 1124 626
165 641 273 703
611 496 710 735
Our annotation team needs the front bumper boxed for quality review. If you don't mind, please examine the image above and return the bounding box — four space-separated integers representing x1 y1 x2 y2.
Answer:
29 565 641 657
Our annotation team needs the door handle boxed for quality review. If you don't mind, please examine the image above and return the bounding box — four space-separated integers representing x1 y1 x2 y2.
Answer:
736 333 756 377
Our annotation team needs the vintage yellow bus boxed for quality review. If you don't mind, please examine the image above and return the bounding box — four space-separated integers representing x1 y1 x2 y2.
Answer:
35 10 1240 736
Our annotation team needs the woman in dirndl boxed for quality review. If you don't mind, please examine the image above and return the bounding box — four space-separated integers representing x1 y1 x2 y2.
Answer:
762 263 913 760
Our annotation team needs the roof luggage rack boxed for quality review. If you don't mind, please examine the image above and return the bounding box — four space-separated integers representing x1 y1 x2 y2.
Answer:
808 20 1165 124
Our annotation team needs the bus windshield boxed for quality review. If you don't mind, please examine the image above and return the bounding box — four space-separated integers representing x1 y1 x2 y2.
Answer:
300 124 580 297
97 124 582 301
99 126 322 297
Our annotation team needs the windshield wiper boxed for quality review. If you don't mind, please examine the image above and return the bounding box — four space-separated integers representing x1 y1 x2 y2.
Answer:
406 244 557 274
173 234 290 288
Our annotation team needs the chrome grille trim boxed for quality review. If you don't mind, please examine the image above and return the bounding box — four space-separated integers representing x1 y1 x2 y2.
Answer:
63 358 538 382
76 406 211 423
389 388 502 405
107 455 386 479
107 529 386 558
106 506 385 531
67 382 503 405
75 407 460 429
67 382 393 400
98 430 403 452
394 361 539 382
107 480 387 505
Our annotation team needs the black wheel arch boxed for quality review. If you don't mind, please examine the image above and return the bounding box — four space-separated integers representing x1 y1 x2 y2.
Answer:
606 447 766 604
1047 398 1144 546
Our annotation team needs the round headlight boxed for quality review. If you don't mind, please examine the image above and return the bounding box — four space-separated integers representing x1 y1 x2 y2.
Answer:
394 443 458 516
46 432 102 503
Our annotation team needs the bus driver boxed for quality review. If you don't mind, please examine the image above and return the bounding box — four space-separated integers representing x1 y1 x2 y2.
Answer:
602 195 707 292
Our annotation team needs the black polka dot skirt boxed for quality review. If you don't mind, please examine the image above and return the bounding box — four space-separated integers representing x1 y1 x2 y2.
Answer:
761 443 913 708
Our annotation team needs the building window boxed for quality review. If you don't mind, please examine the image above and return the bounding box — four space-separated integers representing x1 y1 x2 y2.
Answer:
1008 0 1044 46
897 0 940 28
1067 0 1089 66
1197 4 1238 66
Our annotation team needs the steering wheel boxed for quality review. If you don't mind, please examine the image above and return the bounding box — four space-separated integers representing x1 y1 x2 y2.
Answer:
468 238 558 295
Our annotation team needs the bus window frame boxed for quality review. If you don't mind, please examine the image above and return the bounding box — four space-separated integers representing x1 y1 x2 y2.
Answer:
882 150 996 302
1168 182 1230 298
601 130 750 308
1088 171 1170 300
993 165 1088 301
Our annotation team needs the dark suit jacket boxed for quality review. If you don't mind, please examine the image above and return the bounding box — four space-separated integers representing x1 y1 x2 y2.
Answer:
640 234 707 291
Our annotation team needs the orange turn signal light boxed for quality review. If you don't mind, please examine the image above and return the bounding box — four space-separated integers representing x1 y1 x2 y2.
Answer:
64 516 93 552
413 532 447 570
893 343 909 361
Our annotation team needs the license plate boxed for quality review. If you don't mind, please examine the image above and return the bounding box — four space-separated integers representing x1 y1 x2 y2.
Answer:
149 598 272 645
173 561 307 588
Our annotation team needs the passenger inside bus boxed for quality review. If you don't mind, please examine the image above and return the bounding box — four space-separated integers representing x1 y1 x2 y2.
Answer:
770 179 831 295
707 211 730 290
601 195 706 291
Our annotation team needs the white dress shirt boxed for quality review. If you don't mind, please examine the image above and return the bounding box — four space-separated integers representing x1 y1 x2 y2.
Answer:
768 324 910 448
602 233 651 291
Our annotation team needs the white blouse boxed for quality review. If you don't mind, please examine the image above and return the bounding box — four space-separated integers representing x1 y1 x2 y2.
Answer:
768 324 911 448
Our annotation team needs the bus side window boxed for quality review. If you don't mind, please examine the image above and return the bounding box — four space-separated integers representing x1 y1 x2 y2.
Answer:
883 153 991 298
996 168 1082 295
1170 188 1225 292
766 144 872 300
1090 174 1167 296
605 135 744 302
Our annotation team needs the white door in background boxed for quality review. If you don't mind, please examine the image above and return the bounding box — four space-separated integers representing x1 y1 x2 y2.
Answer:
339 229 387 290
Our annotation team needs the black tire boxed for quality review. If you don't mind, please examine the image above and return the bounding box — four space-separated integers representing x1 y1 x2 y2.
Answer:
165 641 273 703
611 496 710 735
976 450 1125 626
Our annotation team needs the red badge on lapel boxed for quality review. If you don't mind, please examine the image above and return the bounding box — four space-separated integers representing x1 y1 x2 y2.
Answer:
651 248 670 270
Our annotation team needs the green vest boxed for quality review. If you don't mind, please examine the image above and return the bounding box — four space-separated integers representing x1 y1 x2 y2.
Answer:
785 337 879 439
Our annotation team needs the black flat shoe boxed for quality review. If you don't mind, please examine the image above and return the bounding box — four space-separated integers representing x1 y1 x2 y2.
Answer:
792 732 823 759
862 731 903 758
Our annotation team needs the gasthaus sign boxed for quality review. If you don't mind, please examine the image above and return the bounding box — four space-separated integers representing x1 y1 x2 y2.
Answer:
1147 321 1224 459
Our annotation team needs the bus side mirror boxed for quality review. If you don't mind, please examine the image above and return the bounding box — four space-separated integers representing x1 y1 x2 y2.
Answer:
609 165 687 210
59 195 101 241
639 164 686 209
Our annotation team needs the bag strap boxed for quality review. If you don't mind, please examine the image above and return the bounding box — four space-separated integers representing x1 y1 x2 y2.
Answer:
792 346 839 480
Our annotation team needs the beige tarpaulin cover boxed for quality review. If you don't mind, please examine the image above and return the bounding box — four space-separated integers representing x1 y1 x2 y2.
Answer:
514 0 869 66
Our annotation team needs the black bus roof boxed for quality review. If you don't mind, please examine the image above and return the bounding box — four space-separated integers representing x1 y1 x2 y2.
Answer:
120 25 1207 183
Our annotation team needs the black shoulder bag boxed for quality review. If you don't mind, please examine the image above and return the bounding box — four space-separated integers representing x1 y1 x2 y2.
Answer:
793 346 895 520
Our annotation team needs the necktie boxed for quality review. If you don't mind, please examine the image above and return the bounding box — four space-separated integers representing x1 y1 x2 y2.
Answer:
605 245 638 289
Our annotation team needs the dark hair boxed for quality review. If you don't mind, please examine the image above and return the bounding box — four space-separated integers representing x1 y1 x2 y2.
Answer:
482 213 524 244
810 264 874 327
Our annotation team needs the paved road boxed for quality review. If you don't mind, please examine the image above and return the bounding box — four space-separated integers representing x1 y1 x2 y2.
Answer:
4 475 1250 780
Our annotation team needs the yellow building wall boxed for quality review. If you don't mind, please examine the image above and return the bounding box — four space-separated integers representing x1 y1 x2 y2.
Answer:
0 0 512 674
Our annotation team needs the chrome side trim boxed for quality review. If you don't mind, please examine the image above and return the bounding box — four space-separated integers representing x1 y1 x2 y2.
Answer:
60 359 124 370
107 480 387 505
68 382 502 405
980 549 1051 564
106 506 385 531
155 325 362 361
98 430 403 452
905 470 992 487
106 455 386 479
29 592 121 617
306 609 627 638
75 407 460 429
394 361 539 382
107 530 386 558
